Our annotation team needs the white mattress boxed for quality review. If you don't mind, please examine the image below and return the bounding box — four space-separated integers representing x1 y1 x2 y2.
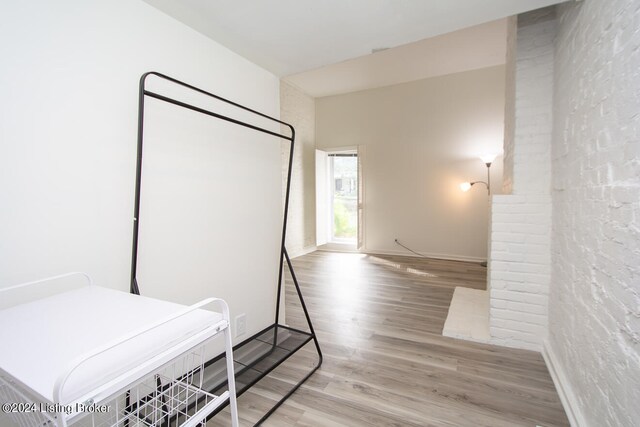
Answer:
0 286 224 405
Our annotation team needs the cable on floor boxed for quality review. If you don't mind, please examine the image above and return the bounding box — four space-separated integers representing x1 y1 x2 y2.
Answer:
394 239 427 258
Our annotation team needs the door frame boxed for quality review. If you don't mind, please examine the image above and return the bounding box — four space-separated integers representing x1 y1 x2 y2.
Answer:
316 145 363 249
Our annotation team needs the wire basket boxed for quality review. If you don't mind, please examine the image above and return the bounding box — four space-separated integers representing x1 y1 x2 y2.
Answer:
1 344 229 427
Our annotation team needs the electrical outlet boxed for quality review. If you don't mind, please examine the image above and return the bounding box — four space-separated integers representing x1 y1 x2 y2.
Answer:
235 314 246 337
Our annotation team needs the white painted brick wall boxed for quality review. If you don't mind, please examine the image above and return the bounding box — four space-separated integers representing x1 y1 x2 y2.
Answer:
511 9 555 197
549 0 640 425
280 82 316 256
502 16 517 194
490 194 551 350
489 8 555 351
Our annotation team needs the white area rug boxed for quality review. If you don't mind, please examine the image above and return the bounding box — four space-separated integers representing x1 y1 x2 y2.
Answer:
442 287 490 343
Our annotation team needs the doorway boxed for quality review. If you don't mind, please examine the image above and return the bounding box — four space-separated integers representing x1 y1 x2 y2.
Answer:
330 152 357 243
316 149 361 250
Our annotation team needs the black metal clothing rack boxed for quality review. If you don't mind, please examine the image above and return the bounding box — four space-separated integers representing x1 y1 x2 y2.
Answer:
129 72 323 425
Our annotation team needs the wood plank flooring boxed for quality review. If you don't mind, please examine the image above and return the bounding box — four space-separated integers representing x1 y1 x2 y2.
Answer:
210 251 569 426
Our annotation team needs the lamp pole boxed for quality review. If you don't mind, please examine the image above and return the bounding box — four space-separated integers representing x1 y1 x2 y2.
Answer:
485 162 492 195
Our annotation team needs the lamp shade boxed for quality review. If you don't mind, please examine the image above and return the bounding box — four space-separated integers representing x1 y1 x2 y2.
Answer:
480 154 497 164
459 182 472 192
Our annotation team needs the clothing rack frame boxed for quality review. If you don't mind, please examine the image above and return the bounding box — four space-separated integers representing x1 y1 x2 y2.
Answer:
129 71 323 425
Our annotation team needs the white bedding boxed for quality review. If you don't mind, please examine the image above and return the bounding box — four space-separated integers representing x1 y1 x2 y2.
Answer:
0 286 224 405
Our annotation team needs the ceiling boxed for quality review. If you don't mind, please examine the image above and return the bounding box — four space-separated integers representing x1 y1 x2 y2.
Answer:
144 0 568 95
286 18 508 97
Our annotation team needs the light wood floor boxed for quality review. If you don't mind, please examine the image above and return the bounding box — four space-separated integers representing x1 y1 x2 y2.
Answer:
211 251 569 426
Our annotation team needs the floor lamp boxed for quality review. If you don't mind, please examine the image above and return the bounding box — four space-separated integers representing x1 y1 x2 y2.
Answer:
460 154 496 195
460 154 497 267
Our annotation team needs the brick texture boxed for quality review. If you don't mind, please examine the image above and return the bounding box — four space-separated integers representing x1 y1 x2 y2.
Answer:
549 0 640 425
502 16 517 194
489 8 556 351
280 82 316 256
489 195 551 350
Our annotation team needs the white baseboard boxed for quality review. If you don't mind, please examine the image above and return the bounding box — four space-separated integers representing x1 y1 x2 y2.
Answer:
316 244 357 253
363 248 486 264
542 340 587 427
288 245 317 259
314 244 485 263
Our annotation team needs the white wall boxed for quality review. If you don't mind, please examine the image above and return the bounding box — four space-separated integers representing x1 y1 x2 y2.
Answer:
280 82 316 257
0 0 281 342
316 66 505 261
548 0 640 425
488 8 555 351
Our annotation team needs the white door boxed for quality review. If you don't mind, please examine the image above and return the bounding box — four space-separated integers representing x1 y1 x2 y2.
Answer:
357 146 364 251
315 149 329 246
